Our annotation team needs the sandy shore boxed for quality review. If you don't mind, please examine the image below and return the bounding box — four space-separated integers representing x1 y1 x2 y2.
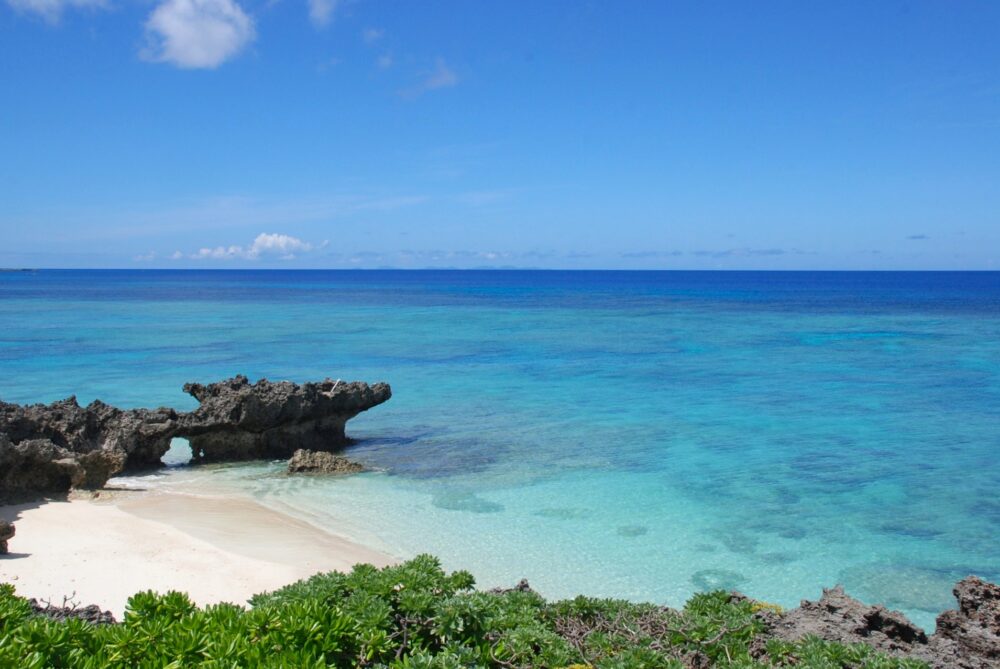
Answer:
0 490 395 618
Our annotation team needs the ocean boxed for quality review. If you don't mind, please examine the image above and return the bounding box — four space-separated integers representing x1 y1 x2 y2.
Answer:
2 269 999 630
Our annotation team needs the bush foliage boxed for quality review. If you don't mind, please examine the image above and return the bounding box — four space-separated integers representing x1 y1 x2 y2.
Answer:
0 555 928 668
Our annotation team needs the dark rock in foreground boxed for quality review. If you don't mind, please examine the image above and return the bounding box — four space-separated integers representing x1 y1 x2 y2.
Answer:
287 448 366 475
0 518 13 553
181 376 391 462
30 598 116 625
0 376 391 498
933 576 1000 669
757 584 927 656
0 399 177 496
756 576 1000 669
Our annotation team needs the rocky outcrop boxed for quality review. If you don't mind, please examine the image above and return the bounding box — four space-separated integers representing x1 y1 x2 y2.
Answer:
287 448 366 475
0 398 178 497
180 376 391 462
756 576 1000 669
0 519 13 553
0 376 391 498
758 585 927 655
0 433 120 497
0 397 179 470
489 579 535 595
931 576 1000 668
30 598 116 625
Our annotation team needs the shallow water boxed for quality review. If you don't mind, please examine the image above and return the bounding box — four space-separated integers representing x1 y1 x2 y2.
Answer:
3 270 999 630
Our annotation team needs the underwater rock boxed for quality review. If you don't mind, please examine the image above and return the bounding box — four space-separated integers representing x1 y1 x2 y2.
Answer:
180 376 391 462
0 519 13 553
691 568 747 591
616 525 649 537
757 576 1000 669
777 526 807 540
839 563 957 614
534 507 591 520
432 491 504 513
757 551 797 565
718 530 759 554
879 519 944 540
287 448 366 475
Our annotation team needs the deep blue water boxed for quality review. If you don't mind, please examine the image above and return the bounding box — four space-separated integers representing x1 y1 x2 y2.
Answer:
2 270 999 629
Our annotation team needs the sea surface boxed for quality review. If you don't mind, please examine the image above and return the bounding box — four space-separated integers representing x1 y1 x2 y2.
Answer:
2 270 999 629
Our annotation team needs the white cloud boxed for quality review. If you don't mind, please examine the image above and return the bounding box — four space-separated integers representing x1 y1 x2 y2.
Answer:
133 251 157 262
307 0 336 28
376 53 393 69
192 245 245 259
246 232 315 258
143 0 255 69
423 58 458 90
400 58 458 98
190 233 322 261
170 250 184 259
362 27 383 44
5 0 107 23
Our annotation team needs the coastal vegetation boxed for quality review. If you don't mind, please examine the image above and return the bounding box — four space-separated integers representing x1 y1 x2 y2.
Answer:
0 555 930 668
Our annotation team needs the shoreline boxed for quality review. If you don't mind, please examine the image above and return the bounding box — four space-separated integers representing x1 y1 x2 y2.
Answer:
0 487 395 618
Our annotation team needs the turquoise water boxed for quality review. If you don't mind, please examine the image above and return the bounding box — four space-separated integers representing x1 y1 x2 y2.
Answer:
2 270 1000 629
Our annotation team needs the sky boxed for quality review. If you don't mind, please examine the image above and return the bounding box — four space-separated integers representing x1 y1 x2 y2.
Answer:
1 1 999 270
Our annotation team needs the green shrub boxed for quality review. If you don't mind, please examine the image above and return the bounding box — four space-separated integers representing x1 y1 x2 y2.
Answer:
0 557 929 668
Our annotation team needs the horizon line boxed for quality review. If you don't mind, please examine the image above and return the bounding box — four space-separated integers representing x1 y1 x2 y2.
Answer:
4 267 1000 273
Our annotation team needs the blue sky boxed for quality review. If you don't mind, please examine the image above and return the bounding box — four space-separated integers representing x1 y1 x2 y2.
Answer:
1 1 998 269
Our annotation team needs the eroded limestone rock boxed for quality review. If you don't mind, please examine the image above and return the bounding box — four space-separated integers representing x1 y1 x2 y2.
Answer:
0 518 14 553
0 376 391 498
0 398 178 497
756 577 1000 669
29 598 116 625
287 448 366 475
181 376 391 462
930 576 1000 668
0 433 86 496
763 584 926 652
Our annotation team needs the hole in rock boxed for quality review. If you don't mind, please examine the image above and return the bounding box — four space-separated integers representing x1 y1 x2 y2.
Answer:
162 437 193 466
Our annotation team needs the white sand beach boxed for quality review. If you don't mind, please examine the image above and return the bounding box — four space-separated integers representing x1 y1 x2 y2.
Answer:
0 490 395 618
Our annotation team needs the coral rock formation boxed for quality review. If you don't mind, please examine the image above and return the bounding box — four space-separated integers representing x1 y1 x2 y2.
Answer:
0 376 391 498
181 376 390 462
0 399 177 496
757 577 1000 669
0 518 13 553
931 576 1000 669
30 598 116 625
287 448 366 475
